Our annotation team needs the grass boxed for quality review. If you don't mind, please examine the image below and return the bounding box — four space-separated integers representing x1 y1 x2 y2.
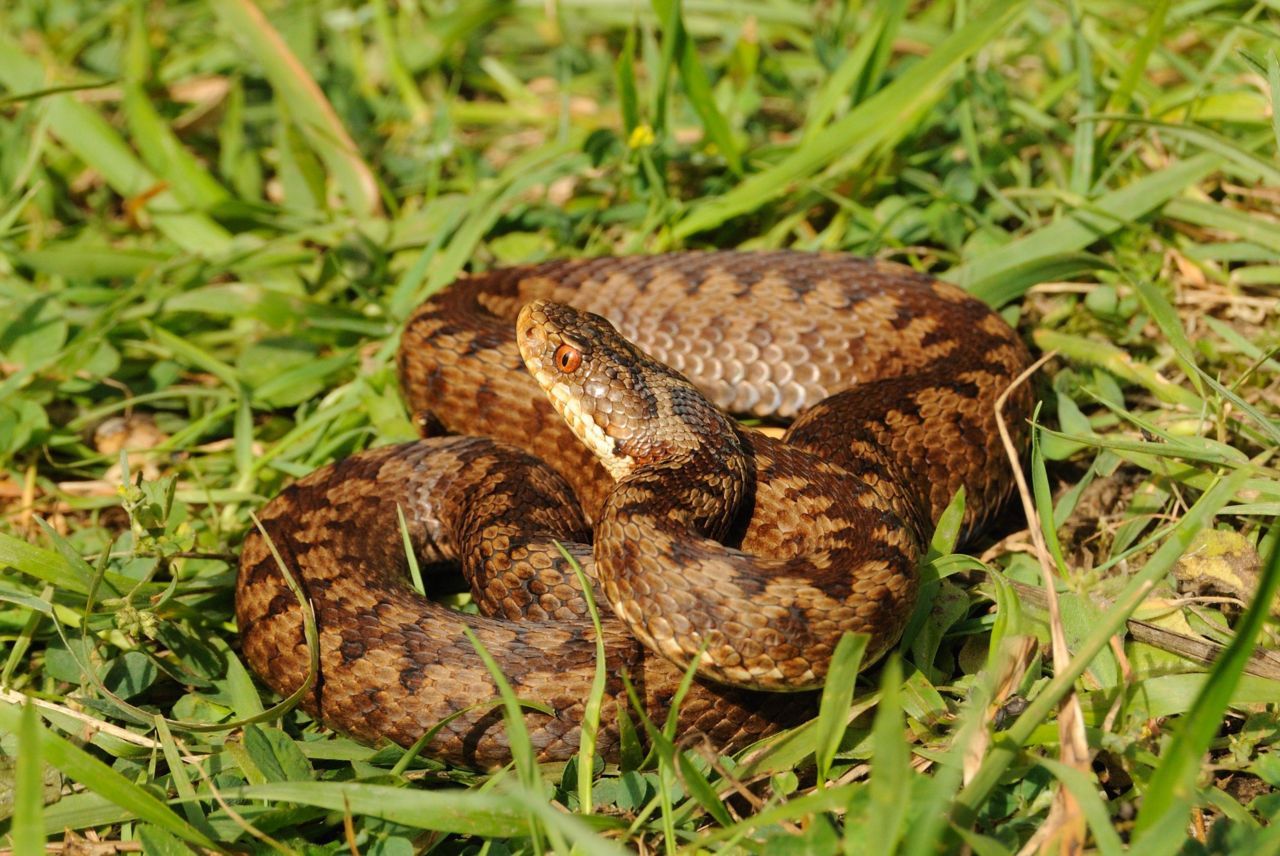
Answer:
0 0 1278 851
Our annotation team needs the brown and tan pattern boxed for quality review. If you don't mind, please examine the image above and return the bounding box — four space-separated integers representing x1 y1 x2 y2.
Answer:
237 250 1034 769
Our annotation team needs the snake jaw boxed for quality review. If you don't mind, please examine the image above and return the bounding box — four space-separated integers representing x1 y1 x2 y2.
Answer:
547 377 638 481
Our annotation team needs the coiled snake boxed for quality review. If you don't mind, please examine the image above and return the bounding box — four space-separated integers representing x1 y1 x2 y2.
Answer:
236 251 1033 768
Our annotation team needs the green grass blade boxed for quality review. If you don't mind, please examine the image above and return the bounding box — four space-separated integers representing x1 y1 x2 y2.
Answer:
1102 121 1280 185
420 145 582 300
0 34 232 254
152 716 219 841
1130 277 1280 445
462 628 562 852
369 0 431 122
503 789 632 856
1036 757 1124 856
673 0 1030 239
1 584 52 688
964 252 1116 310
805 0 907 138
136 826 199 856
1270 51 1280 152
221 649 266 720
615 23 641 137
1096 0 1170 157
814 631 869 785
12 698 46 856
1032 329 1203 409
1031 426 1069 575
0 532 99 596
691 784 861 848
397 504 427 595
210 0 382 216
557 542 609 815
462 629 542 787
146 323 241 390
865 656 908 856
902 681 990 855
649 0 679 136
1202 317 1280 375
123 1 230 211
1164 197 1280 254
651 0 742 174
231 781 529 837
1068 0 1097 196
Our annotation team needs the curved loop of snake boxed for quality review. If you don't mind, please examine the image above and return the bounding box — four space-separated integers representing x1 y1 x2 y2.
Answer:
237 251 1034 769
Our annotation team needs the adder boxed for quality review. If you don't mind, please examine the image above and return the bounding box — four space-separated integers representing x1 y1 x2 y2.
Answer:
236 251 1033 769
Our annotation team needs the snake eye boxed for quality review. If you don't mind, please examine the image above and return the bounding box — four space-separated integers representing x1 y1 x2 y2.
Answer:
554 344 582 373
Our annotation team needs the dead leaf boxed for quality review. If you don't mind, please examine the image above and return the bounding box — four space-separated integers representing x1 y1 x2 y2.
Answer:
1174 529 1266 613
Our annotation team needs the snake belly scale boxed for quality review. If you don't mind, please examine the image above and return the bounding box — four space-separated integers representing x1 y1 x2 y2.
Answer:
236 251 1033 768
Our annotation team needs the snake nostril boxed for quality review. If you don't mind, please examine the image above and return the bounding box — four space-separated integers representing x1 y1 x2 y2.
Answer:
521 325 543 351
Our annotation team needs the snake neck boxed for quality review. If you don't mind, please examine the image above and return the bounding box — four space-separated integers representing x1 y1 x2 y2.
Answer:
605 420 753 542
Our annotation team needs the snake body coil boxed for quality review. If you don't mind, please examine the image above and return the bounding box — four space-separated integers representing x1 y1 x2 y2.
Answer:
237 251 1033 768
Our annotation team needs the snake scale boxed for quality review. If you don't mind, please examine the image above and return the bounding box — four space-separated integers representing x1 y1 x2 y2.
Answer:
236 251 1033 769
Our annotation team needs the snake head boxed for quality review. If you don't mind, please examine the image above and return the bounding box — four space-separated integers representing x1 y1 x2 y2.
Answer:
517 299 740 482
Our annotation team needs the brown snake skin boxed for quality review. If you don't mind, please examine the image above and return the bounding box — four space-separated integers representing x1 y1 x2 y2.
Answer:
237 251 1034 769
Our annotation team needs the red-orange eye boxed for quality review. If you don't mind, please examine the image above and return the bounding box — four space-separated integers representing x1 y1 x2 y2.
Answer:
554 344 581 373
